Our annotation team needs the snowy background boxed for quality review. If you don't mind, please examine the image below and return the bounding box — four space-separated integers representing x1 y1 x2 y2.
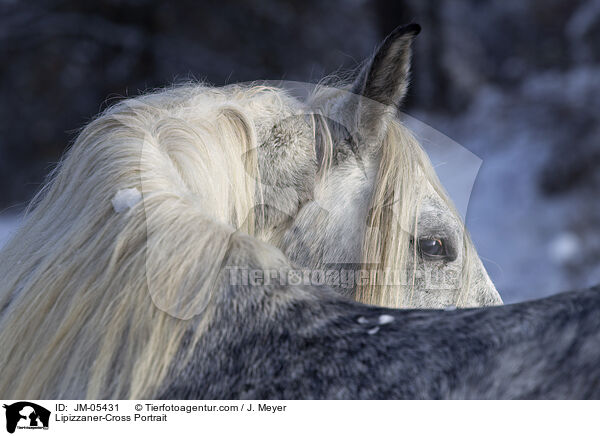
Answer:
1 0 599 303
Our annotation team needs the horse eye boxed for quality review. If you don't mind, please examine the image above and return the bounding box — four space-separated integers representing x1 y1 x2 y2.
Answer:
418 238 446 259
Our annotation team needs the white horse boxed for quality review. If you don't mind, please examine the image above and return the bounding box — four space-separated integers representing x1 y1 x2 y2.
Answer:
0 24 502 399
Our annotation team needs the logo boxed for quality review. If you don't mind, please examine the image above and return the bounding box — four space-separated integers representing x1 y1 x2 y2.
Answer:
2 402 50 434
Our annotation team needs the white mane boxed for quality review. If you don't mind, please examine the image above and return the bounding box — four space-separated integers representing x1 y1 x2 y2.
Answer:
0 82 478 399
0 84 290 398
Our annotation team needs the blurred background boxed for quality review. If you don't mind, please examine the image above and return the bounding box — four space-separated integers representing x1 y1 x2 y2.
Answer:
1 0 599 302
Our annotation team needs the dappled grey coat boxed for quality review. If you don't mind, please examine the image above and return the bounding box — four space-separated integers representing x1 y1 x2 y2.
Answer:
162 285 600 399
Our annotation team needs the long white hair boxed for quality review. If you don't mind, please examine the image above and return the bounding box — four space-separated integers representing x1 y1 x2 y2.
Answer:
0 82 475 398
0 84 276 398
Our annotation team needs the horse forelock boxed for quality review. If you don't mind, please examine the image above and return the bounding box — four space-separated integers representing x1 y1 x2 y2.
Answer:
356 118 474 308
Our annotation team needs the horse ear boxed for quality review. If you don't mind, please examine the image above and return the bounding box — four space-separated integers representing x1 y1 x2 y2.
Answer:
352 23 421 145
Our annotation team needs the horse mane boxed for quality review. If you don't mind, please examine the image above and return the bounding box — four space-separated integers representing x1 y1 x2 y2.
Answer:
0 82 473 399
0 83 290 398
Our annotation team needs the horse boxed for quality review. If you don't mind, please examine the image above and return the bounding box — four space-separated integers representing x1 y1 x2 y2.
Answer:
1 23 596 400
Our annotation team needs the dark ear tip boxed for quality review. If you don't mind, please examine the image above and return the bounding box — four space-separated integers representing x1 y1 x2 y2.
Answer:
405 23 421 36
389 23 421 39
